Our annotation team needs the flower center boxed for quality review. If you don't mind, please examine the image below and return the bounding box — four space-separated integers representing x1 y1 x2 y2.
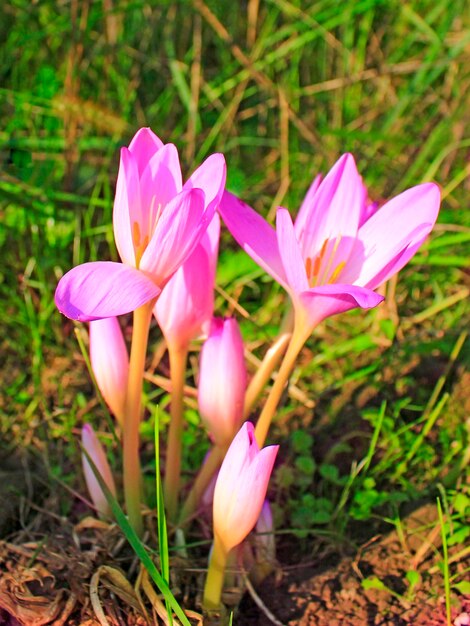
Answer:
132 197 163 267
132 221 149 267
305 236 345 287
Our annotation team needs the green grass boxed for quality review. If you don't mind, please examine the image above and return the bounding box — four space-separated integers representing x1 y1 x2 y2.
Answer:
1 0 469 619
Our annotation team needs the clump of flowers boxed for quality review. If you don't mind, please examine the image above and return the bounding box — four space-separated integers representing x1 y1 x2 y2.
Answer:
55 128 440 614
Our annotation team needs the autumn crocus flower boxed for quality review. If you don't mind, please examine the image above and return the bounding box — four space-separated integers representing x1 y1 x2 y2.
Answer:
81 423 117 518
213 423 277 552
219 154 441 446
89 317 129 426
219 153 440 329
55 128 226 322
198 317 247 448
203 422 278 610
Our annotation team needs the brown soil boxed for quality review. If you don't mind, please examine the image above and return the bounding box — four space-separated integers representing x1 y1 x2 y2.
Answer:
238 503 470 625
0 500 468 626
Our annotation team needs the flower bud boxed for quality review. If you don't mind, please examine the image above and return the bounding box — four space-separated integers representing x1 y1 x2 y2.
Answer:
198 317 247 447
213 422 278 553
89 317 129 425
81 423 117 518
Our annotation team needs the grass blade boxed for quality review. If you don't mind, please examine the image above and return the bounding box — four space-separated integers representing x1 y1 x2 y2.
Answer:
154 405 172 624
82 448 191 626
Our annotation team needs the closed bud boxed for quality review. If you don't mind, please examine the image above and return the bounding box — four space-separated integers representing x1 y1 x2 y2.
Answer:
81 423 117 518
198 317 246 447
213 422 278 553
89 317 129 425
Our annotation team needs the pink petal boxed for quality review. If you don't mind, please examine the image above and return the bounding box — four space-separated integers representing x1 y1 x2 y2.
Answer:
156 213 219 345
113 148 139 266
216 422 254 484
82 423 117 517
184 153 227 214
128 127 164 176
55 261 160 322
294 173 322 238
139 188 206 285
203 213 221 272
276 208 309 293
298 283 384 328
297 154 365 265
89 317 129 424
155 242 213 347
218 191 289 289
139 143 183 239
198 317 247 447
359 198 379 227
213 422 279 551
340 183 441 289
224 444 278 549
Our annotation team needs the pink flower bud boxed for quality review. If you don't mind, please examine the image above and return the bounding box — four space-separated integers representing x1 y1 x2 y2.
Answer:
81 423 117 518
198 317 247 447
155 214 220 349
89 317 129 425
213 422 278 553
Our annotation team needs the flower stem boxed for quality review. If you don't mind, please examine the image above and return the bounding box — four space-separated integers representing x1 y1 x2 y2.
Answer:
244 331 292 418
203 534 229 612
254 316 309 448
178 445 225 526
123 301 153 537
164 342 188 522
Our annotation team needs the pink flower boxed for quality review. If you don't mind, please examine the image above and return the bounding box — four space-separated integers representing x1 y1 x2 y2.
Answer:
219 154 440 330
55 128 226 322
213 422 278 553
155 214 220 350
81 423 117 518
198 317 247 447
89 317 129 425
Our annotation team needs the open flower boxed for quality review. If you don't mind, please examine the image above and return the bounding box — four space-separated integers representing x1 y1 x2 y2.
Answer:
219 154 440 331
213 422 278 554
198 317 247 447
55 128 226 322
89 317 129 425
155 214 220 350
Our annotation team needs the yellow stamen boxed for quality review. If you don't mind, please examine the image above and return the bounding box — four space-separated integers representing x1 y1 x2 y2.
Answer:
312 255 322 279
318 238 329 263
306 238 330 287
305 257 312 280
132 221 141 247
329 260 346 284
319 234 342 284
132 221 150 267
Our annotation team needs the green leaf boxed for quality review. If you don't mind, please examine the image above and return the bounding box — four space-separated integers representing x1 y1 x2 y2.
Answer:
295 456 315 476
362 576 387 591
452 581 470 595
154 406 172 624
406 570 421 590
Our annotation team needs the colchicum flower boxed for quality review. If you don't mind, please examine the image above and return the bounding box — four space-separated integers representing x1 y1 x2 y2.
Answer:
198 317 247 447
219 154 440 331
55 128 226 322
81 423 117 518
89 317 129 425
212 422 278 554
